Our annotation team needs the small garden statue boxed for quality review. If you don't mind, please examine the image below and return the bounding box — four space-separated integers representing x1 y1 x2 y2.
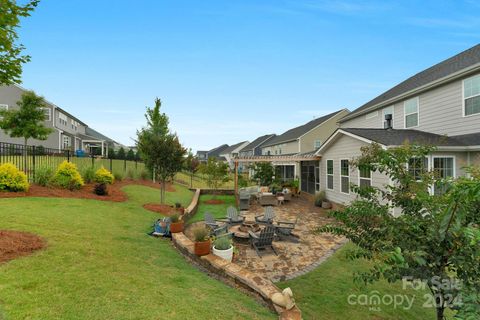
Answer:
271 287 295 310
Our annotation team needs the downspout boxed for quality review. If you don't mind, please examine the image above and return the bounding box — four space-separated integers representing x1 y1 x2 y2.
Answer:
52 105 63 151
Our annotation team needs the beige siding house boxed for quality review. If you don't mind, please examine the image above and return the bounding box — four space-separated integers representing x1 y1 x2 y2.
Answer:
316 44 480 210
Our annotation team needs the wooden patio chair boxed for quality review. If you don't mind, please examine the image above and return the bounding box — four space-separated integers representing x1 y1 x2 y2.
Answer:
249 225 277 257
274 218 299 242
204 212 221 229
255 206 275 224
226 206 245 225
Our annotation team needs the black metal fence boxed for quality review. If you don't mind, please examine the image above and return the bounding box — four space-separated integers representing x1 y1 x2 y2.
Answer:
0 141 145 182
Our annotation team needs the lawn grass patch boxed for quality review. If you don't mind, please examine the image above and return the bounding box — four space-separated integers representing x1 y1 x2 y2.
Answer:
187 194 237 224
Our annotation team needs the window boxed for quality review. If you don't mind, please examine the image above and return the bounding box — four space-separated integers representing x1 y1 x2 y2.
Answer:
358 167 372 188
340 160 350 194
408 157 428 181
71 120 79 131
314 140 322 149
433 157 454 195
383 106 394 128
404 98 419 128
42 108 51 121
315 165 320 192
326 160 334 190
63 135 71 149
59 113 68 126
275 165 295 182
366 111 378 119
464 74 480 116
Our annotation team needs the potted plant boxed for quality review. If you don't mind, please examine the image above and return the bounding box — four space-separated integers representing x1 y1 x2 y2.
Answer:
175 202 185 214
291 179 300 195
169 213 184 233
212 236 233 262
193 226 211 256
315 190 332 209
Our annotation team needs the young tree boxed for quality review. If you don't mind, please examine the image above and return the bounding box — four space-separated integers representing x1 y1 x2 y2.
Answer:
116 147 126 160
126 148 135 161
199 157 230 195
184 149 200 188
319 143 480 320
137 98 186 203
107 147 116 159
0 0 39 85
0 91 53 169
252 162 275 186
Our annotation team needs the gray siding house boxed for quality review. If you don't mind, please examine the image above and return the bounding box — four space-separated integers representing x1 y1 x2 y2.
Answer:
238 134 276 173
316 44 480 211
219 141 249 169
0 85 117 156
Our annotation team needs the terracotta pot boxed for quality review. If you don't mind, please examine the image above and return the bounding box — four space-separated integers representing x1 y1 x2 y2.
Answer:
322 201 332 209
194 239 211 256
170 221 184 233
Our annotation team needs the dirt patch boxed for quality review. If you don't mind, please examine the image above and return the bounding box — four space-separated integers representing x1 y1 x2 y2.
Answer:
0 230 46 264
0 180 176 203
203 199 225 205
143 203 178 215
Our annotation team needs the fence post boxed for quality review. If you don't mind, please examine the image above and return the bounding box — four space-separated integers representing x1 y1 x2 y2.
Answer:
110 158 113 172
135 160 137 170
91 154 94 167
67 150 70 162
32 145 36 182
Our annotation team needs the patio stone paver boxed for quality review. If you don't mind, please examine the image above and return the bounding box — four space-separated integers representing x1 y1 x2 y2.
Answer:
186 196 345 283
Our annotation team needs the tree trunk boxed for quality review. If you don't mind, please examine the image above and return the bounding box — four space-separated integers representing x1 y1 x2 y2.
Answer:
160 179 165 204
436 306 445 320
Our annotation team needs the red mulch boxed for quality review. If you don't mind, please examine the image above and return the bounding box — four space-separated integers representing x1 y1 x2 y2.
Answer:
204 199 225 205
143 203 179 215
0 179 176 203
0 230 46 264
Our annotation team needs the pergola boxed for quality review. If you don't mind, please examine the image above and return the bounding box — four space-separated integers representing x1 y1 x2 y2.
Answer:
233 153 321 202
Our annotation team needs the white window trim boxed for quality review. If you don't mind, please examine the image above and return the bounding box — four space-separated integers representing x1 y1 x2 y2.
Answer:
462 75 480 118
406 156 429 181
404 97 420 129
357 168 372 188
366 111 378 119
314 140 322 149
382 105 394 128
432 155 456 195
339 159 350 195
326 159 334 191
42 108 51 121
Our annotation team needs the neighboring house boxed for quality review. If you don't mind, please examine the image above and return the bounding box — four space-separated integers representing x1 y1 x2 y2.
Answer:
196 150 208 163
198 144 230 162
0 85 116 156
219 141 250 169
238 134 276 173
81 127 124 156
260 109 350 185
316 44 480 213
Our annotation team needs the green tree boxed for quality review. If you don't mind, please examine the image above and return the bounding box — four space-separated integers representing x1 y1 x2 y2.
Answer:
319 143 480 320
252 162 274 186
184 149 200 188
0 91 53 169
116 147 126 160
126 148 135 161
136 98 186 203
0 0 39 85
199 157 230 196
107 147 115 159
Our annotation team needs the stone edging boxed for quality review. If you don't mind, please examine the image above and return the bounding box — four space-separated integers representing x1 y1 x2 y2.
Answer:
174 188 302 320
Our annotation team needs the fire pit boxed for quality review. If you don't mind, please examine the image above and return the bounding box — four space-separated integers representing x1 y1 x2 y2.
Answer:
230 221 262 240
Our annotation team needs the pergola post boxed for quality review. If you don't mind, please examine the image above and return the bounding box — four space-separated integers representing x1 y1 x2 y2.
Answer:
234 160 239 206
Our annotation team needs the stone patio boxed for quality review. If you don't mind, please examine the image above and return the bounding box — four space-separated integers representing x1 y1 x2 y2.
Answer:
186 196 346 283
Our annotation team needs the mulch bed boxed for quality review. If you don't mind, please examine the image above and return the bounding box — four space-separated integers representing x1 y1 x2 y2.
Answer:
0 180 176 203
0 230 46 264
203 199 225 205
143 203 180 215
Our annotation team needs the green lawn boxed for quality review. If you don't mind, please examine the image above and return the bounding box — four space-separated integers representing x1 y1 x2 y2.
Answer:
187 194 237 224
278 243 447 320
0 184 275 320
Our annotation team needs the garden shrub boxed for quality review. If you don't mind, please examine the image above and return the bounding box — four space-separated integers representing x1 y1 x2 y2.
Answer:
140 169 149 180
126 168 135 180
81 166 96 184
93 183 108 196
94 167 115 185
0 163 29 192
34 166 53 187
53 161 84 190
113 171 123 182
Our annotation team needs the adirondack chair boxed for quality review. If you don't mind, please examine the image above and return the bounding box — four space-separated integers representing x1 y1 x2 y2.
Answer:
226 206 245 225
211 223 234 239
255 206 275 224
274 218 299 242
204 212 221 229
249 225 277 257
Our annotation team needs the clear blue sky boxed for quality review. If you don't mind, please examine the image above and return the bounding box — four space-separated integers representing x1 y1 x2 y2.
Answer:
18 0 479 151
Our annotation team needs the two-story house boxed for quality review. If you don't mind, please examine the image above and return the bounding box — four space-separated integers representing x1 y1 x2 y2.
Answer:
237 134 276 174
196 144 230 163
0 85 115 156
219 141 249 169
259 109 349 186
316 44 480 210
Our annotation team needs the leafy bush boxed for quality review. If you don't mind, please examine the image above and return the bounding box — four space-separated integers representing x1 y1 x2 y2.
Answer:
93 183 108 196
113 171 123 182
34 166 53 187
53 161 84 190
314 191 326 207
192 226 209 242
94 167 114 185
213 236 232 250
81 166 96 184
0 163 29 192
170 213 180 223
126 168 135 180
140 169 149 180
